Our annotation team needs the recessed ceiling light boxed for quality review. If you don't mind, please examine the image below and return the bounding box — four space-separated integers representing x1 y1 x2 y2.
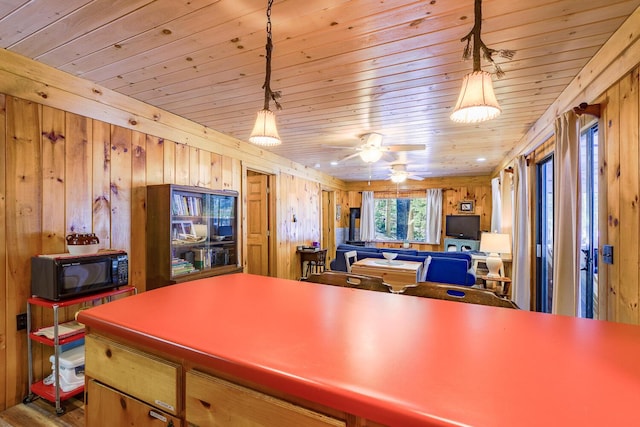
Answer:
330 161 338 166
314 163 321 168
477 157 486 162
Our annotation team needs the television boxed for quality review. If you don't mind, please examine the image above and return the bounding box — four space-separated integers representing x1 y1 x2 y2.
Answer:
445 215 480 240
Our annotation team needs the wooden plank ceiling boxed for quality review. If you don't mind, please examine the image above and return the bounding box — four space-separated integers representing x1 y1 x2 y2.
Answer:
1 0 638 182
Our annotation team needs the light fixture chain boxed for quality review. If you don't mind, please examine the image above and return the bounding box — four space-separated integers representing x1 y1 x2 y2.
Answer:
262 0 281 111
472 0 482 72
266 0 272 37
459 0 515 78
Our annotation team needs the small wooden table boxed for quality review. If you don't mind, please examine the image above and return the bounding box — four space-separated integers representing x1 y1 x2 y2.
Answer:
297 248 327 278
351 258 422 292
478 274 512 297
472 253 512 277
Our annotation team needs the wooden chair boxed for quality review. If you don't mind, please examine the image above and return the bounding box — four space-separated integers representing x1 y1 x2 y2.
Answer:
401 281 519 309
304 271 393 293
344 250 358 273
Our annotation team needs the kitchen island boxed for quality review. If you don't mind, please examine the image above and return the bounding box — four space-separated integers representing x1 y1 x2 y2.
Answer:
78 273 640 426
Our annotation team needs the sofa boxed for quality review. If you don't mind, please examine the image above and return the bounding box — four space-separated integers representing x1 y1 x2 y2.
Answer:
329 244 476 286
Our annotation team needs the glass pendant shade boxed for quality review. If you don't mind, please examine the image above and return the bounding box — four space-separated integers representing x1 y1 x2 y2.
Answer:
249 109 281 146
359 147 383 163
450 71 501 123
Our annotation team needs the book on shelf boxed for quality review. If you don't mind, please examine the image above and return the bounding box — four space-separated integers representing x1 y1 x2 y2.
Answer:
172 258 196 275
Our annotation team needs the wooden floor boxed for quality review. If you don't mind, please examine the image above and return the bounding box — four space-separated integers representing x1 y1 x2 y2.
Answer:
0 397 84 427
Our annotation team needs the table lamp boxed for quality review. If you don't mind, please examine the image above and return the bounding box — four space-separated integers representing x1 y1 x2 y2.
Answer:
479 232 511 278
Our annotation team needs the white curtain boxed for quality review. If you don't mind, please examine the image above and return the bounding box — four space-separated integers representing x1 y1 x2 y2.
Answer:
360 191 376 242
552 111 580 316
512 156 531 310
425 188 442 244
500 169 513 235
490 177 502 233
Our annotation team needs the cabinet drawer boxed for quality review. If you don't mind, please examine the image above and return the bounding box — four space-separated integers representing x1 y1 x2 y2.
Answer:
85 335 180 415
87 380 181 426
186 370 345 427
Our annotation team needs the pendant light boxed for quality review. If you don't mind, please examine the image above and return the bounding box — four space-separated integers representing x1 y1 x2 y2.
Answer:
249 0 282 146
450 0 514 124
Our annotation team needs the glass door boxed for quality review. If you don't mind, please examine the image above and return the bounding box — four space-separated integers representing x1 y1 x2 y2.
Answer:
536 156 554 313
579 124 599 318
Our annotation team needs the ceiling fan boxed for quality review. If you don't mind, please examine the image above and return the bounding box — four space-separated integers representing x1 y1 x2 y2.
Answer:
337 133 426 163
388 164 426 183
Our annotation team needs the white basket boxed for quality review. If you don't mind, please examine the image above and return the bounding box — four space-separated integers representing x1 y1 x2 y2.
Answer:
46 345 85 392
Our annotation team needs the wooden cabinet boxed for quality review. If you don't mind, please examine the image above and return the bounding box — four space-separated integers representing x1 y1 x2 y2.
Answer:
87 380 180 427
443 238 479 251
84 333 354 427
186 370 345 427
146 184 241 290
84 335 181 416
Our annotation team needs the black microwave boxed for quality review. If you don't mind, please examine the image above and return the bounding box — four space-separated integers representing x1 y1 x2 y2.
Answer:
31 251 129 301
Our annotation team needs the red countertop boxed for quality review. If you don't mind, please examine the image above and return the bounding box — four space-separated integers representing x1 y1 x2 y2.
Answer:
78 273 640 427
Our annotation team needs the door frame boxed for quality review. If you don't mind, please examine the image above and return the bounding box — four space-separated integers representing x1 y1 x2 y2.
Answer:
578 119 604 319
321 189 337 268
242 162 278 277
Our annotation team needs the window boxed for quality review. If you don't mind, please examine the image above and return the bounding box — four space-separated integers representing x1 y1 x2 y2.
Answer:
535 155 554 313
374 198 427 242
578 123 599 318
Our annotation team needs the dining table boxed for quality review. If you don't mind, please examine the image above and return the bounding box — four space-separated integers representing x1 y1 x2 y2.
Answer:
350 257 423 291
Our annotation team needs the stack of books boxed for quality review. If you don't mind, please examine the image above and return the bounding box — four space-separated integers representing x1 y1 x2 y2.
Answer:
172 258 196 276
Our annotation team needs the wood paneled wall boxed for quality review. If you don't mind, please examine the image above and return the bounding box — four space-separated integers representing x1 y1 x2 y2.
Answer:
277 172 321 278
598 66 640 325
500 66 640 324
0 94 324 409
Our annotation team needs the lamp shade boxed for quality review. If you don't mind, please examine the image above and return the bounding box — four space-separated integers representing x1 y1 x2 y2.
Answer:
359 147 383 163
479 232 511 254
249 109 281 146
450 71 501 123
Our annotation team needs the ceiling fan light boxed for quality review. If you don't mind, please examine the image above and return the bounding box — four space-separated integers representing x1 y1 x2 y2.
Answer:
249 109 281 146
390 172 408 183
450 71 501 123
359 147 383 163
363 132 383 146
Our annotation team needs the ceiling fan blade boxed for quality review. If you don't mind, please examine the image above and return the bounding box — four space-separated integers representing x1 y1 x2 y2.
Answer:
338 152 361 162
383 144 426 152
322 144 362 150
408 174 424 181
381 152 396 163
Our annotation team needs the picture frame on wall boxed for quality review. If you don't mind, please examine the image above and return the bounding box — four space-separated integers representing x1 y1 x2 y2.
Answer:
459 200 474 213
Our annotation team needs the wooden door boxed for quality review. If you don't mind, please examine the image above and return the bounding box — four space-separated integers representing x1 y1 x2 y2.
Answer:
247 174 269 275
